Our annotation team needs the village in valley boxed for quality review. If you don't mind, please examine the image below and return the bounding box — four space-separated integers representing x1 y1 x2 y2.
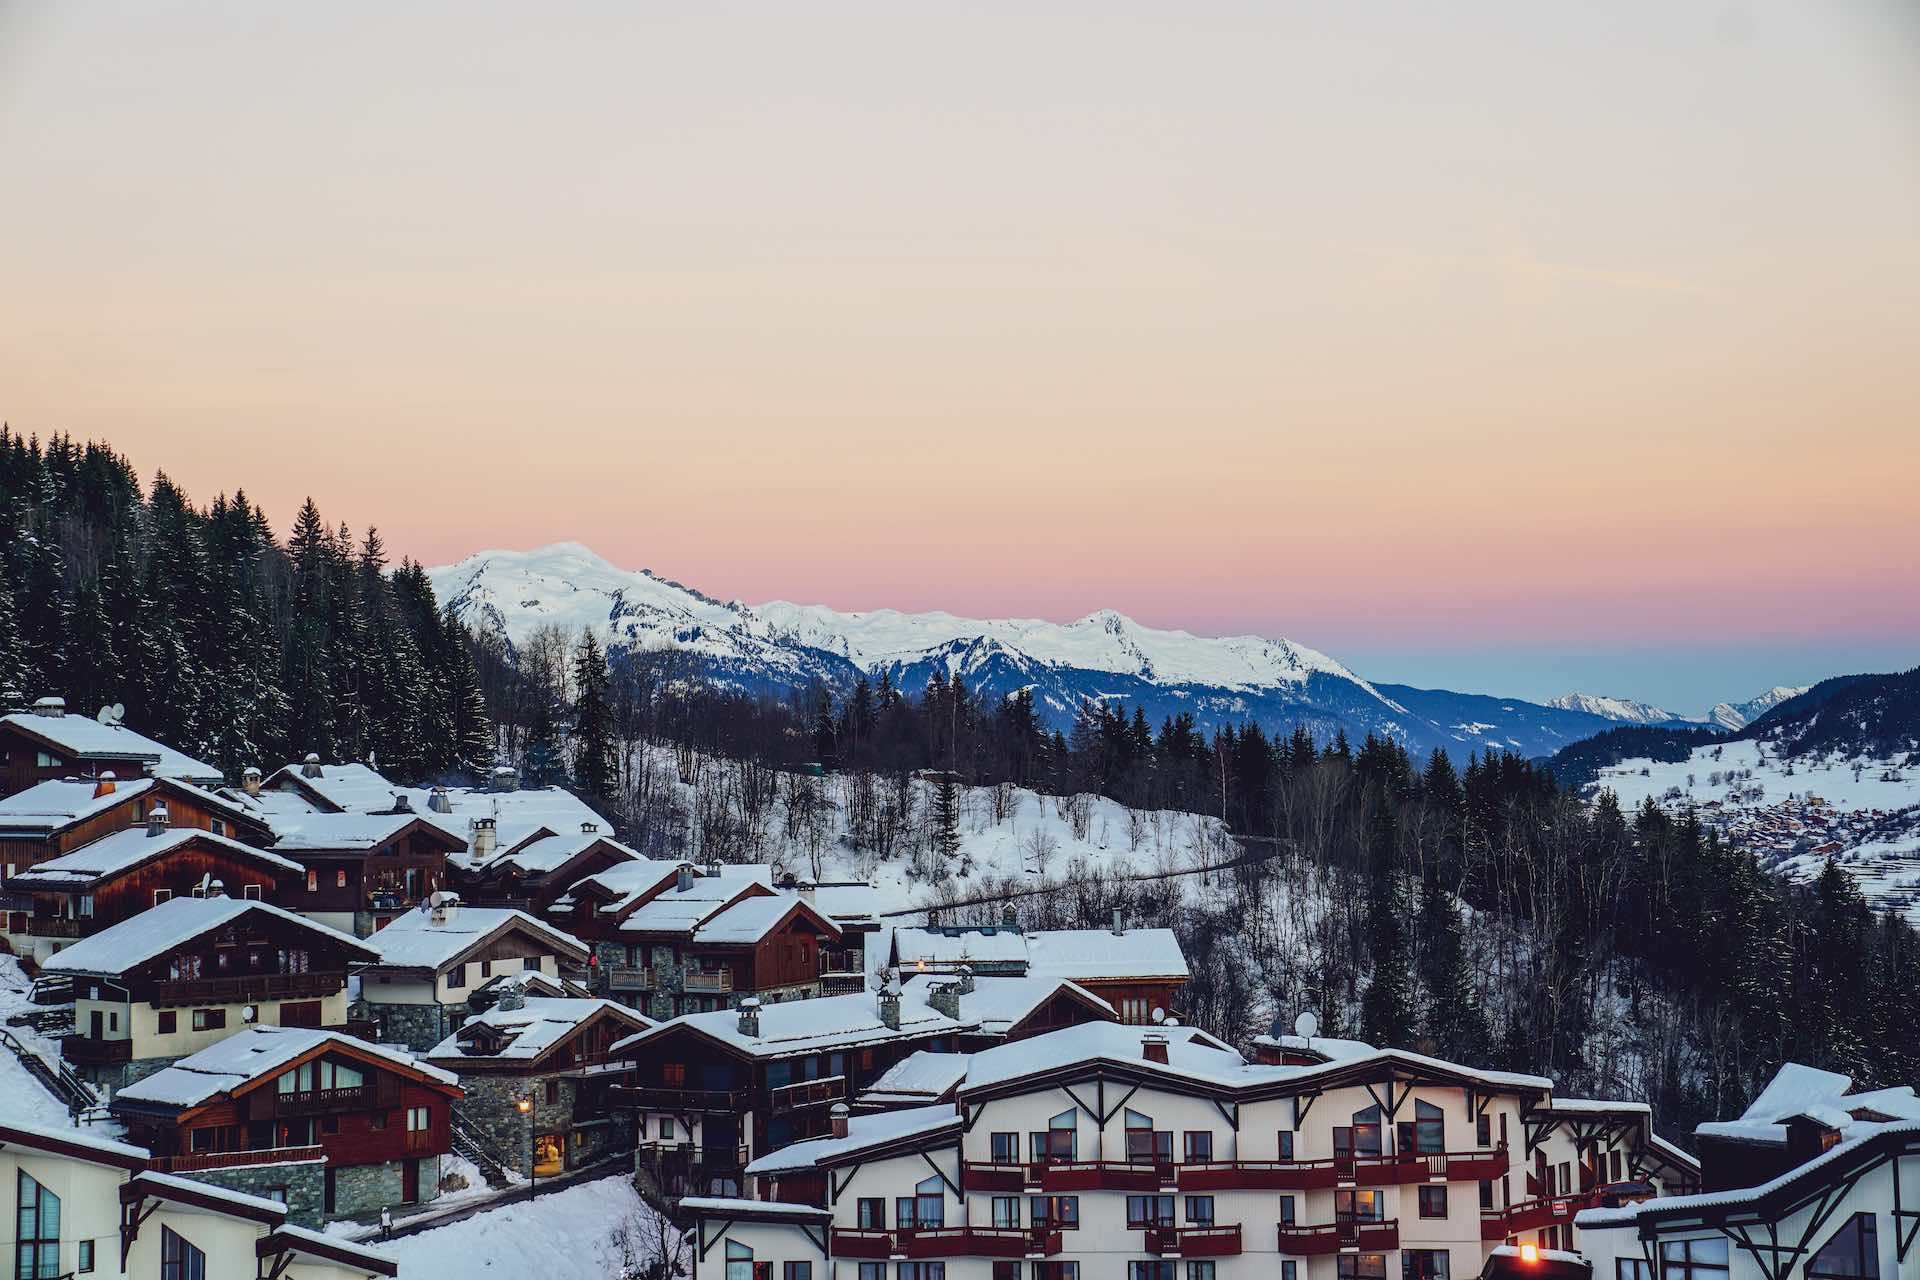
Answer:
0 696 1911 1280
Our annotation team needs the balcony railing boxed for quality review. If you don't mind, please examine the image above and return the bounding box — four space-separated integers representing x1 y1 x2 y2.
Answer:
1482 1192 1600 1239
1179 1159 1340 1191
1144 1225 1242 1258
612 1084 749 1113
148 972 340 1006
819 972 868 995
606 967 654 992
25 917 83 938
274 1085 372 1114
60 1034 131 1064
152 1145 326 1174
1356 1148 1509 1185
768 1076 847 1114
1340 1218 1399 1251
829 1228 1064 1259
684 971 734 993
641 1141 751 1172
963 1162 1027 1193
1276 1223 1342 1256
1028 1158 1173 1193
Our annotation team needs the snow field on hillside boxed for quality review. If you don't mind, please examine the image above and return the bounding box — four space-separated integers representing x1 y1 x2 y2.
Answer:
375 1175 671 1280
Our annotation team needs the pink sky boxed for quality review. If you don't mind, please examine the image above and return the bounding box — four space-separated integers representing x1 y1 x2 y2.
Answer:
1 3 1915 700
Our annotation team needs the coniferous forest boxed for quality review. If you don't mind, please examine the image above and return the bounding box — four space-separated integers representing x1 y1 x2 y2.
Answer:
5 428 1917 1142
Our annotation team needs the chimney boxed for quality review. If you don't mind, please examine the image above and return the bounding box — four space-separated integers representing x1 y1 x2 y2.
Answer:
208 879 226 899
242 766 263 798
490 764 519 793
301 753 323 779
830 1103 850 1139
497 985 525 1012
32 696 65 718
431 892 461 927
581 821 598 834
927 981 962 1021
471 816 497 860
955 963 974 995
392 793 413 814
93 771 117 799
429 786 452 814
1142 1032 1170 1065
1001 901 1016 928
878 975 902 1031
1111 908 1125 935
676 865 694 894
707 860 721 879
737 997 761 1038
146 804 170 837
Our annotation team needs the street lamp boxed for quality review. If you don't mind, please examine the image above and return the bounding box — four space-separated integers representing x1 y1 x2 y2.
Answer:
516 1094 536 1195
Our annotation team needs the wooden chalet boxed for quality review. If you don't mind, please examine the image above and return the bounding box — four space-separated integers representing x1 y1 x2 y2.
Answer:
109 1025 463 1223
0 774 274 879
899 971 1117 1050
3 813 302 965
43 894 380 1090
452 821 645 913
890 916 1191 1025
424 994 654 1177
267 805 467 937
0 699 223 799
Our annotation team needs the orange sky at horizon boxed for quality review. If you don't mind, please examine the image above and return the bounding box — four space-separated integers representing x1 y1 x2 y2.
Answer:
1 2 1916 698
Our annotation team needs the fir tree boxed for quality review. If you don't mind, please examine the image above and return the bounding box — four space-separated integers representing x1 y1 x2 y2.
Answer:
1415 867 1488 1062
1360 798 1417 1048
930 769 962 861
571 631 617 805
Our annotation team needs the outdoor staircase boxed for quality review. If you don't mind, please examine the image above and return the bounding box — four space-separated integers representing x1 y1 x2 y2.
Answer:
0 1024 104 1119
450 1111 515 1190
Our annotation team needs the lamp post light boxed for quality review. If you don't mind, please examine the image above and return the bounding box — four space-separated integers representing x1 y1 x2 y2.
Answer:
516 1094 536 1196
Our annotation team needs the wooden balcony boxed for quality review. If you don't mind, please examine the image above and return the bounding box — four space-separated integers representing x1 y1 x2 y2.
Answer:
153 1145 325 1174
606 967 654 992
60 1034 132 1064
274 1085 372 1115
612 1084 749 1113
1144 1225 1242 1257
819 972 868 995
148 972 340 1007
830 1228 1065 1259
642 1141 751 1173
1276 1223 1342 1256
684 971 733 993
963 1162 1027 1193
1356 1148 1509 1185
1341 1218 1399 1251
830 1230 894 1259
25 917 83 938
768 1075 846 1114
1178 1159 1339 1191
1030 1158 1173 1192
1482 1193 1599 1239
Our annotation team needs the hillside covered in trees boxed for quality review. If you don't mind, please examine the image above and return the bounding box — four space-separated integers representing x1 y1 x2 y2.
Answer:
5 428 1916 1143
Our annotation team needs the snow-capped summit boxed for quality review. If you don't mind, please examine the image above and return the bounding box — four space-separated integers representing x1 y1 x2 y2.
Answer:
1546 693 1678 725
1705 685 1813 732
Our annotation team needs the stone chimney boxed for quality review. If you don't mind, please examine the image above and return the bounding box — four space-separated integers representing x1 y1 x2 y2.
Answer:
926 980 962 1021
301 753 323 779
146 804 170 837
1111 908 1125 935
1142 1032 1170 1065
32 696 65 718
676 865 694 894
428 786 452 814
431 892 461 927
497 985 526 1012
92 771 117 800
392 792 413 814
490 764 519 793
737 997 761 1038
830 1103 850 1139
471 816 497 860
878 974 902 1031
242 766 263 798
955 963 974 995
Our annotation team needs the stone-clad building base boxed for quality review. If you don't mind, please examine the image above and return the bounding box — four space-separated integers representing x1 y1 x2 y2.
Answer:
181 1159 326 1228
458 1072 633 1177
361 1000 465 1055
82 1054 183 1095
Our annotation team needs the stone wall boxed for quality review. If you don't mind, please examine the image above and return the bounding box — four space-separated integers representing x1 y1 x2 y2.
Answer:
181 1160 326 1229
458 1072 633 1175
85 1053 182 1095
331 1156 442 1220
363 1000 461 1054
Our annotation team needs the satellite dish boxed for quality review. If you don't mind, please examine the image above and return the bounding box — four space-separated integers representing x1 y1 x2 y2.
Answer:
1151 1007 1166 1024
96 704 126 726
241 1005 258 1024
1294 1010 1320 1040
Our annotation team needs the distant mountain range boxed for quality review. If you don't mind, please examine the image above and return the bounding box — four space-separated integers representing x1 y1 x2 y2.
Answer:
1544 685 1810 732
426 543 1806 761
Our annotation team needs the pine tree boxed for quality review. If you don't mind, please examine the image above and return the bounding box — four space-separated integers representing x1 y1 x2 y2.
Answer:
441 606 495 776
1416 867 1489 1061
571 632 617 805
0 573 23 709
15 530 69 700
930 770 962 861
1360 798 1417 1048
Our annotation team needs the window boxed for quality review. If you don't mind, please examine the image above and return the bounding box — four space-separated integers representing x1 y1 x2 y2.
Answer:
663 1063 686 1087
1032 1110 1076 1161
1480 1180 1494 1210
1030 1196 1078 1229
1419 1186 1449 1218
1279 1196 1296 1226
1124 1109 1171 1164
726 1241 755 1280
1278 1131 1295 1160
191 1008 226 1032
1339 1257 1387 1280
407 1106 430 1131
77 1239 94 1273
1283 1265 1297 1280
897 1176 945 1229
78 895 94 918
307 869 318 893
1184 1196 1215 1227
857 1199 885 1230
242 882 262 900
372 1112 388 1130
659 1119 675 1141
991 1132 1020 1163
336 869 348 889
16 1170 61 1279
993 1197 1021 1229
1125 1196 1175 1228
1403 1100 1445 1154
545 1080 559 1105
1184 1132 1213 1162
1336 1190 1384 1222
1337 1105 1382 1157
1187 1266 1215 1280
1557 1162 1571 1195
161 1226 206 1280
898 1266 945 1280
785 1265 812 1280
1618 1263 1655 1280
1661 1238 1730 1280
1808 1214 1880 1280
1128 1265 1175 1280
1477 1114 1492 1147
320 1115 340 1135
447 964 466 990
994 1265 1021 1280
1403 1252 1450 1280
858 1266 886 1280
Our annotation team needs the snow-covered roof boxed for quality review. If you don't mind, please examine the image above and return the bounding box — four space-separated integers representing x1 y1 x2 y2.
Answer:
612 991 973 1060
550 858 691 914
693 892 836 946
262 761 403 812
0 776 159 833
617 878 759 936
265 1224 398 1277
115 1026 458 1110
130 1170 289 1219
679 1197 831 1221
363 904 588 972
1026 928 1190 981
805 882 881 924
426 998 651 1063
746 1103 961 1174
482 830 639 877
267 811 459 853
901 974 1111 1035
1252 1032 1378 1062
42 895 378 977
893 927 1029 967
9 826 302 889
859 1051 971 1105
1693 1062 1920 1146
0 1118 150 1164
0 712 222 783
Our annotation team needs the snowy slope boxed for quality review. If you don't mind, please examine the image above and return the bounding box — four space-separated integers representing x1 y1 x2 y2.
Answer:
426 543 1654 758
1546 693 1682 725
1706 685 1812 732
368 1175 665 1280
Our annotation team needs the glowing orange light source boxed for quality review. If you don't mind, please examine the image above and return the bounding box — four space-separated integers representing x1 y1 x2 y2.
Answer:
1520 1245 1540 1264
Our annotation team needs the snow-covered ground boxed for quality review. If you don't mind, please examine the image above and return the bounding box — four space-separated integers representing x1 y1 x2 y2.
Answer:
374 1175 668 1280
1593 743 1920 914
0 956 125 1135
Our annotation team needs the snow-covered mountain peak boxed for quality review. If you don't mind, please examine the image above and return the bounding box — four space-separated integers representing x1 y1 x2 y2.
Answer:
1707 685 1813 732
1546 692 1677 724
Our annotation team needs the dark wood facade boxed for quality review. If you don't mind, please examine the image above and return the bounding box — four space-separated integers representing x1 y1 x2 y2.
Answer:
0 779 273 877
8 831 297 941
0 717 216 799
282 818 466 927
456 832 641 914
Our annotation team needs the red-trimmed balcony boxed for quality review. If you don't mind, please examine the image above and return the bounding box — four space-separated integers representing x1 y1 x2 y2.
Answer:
1482 1193 1600 1239
897 1228 1065 1258
1144 1225 1243 1258
831 1230 894 1259
1357 1148 1510 1185
1276 1223 1342 1256
1179 1159 1340 1191
1340 1218 1400 1251
1030 1158 1173 1192
963 1162 1027 1193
